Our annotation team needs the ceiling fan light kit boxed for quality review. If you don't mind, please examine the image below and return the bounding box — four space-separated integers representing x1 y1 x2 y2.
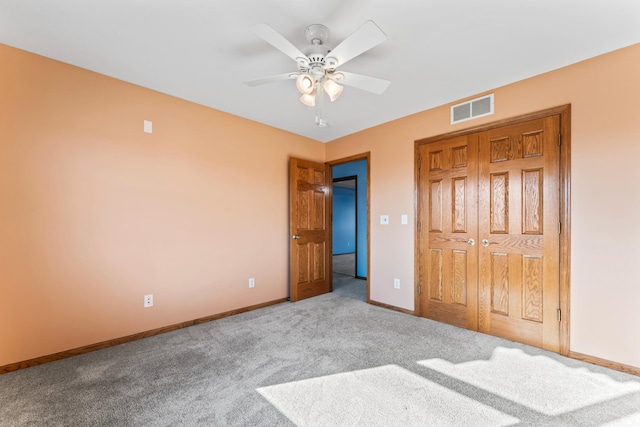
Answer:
299 93 316 107
295 74 315 94
323 79 343 102
244 20 390 127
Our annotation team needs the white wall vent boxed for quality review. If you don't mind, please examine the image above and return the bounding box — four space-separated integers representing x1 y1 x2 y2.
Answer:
451 94 494 124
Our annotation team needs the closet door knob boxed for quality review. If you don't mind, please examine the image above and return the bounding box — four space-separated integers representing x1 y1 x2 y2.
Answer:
481 239 490 247
468 239 475 246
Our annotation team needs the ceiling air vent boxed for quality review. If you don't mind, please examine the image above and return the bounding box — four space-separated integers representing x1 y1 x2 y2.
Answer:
451 94 494 124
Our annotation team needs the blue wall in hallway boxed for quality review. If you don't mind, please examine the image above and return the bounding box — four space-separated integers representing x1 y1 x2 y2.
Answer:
332 187 356 254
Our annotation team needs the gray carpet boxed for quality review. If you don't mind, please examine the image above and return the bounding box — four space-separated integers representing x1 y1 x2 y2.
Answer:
332 252 366 302
333 253 356 277
332 273 366 302
1 293 639 426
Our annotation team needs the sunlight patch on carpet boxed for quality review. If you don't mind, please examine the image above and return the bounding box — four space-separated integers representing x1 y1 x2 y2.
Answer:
257 365 519 427
601 411 640 426
418 347 640 416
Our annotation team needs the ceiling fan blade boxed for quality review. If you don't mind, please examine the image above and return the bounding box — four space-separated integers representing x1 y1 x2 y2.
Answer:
325 20 387 69
333 71 390 95
243 73 298 87
252 23 309 67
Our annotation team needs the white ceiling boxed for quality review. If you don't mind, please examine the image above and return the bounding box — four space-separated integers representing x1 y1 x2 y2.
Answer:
1 1 639 143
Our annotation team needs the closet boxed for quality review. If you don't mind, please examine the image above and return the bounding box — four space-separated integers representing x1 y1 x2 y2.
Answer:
416 110 567 353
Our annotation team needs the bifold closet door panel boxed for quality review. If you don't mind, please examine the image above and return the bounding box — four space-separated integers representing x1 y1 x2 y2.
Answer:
477 115 561 352
417 134 479 330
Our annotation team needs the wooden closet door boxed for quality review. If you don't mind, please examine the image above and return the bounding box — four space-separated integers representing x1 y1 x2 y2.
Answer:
418 134 479 330
477 115 561 351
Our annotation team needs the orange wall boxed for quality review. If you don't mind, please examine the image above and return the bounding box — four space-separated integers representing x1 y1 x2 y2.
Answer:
0 44 324 366
3 41 640 371
326 43 640 368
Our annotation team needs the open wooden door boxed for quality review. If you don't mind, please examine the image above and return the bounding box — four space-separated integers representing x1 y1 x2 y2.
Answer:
289 157 331 302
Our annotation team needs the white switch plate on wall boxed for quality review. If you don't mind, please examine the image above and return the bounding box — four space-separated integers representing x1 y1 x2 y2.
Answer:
401 214 408 225
144 120 153 133
144 294 153 308
380 215 389 225
394 279 400 289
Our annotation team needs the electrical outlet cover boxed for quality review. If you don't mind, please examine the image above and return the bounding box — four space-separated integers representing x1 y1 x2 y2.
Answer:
144 294 154 308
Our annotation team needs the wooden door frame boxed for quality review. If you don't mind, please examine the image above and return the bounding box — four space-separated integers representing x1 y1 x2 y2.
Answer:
326 152 371 303
414 105 571 356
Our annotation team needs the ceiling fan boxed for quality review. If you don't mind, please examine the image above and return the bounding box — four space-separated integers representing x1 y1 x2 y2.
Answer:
243 20 390 127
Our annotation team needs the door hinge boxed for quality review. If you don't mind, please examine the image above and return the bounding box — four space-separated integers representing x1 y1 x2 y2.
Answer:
418 284 422 295
557 309 562 322
558 222 561 234
417 222 421 232
558 134 562 146
417 158 421 169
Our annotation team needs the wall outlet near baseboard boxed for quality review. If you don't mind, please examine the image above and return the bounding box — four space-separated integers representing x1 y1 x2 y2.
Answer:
144 294 154 308
249 278 255 288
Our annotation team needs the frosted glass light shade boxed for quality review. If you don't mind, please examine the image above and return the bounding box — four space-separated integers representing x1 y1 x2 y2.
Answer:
299 93 316 107
323 79 343 102
296 74 315 94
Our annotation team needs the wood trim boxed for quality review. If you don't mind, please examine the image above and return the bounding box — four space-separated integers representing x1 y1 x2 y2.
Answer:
414 136 422 316
559 105 572 357
327 152 371 303
416 105 571 146
369 300 416 316
414 105 572 356
325 162 333 293
569 351 640 377
366 155 371 303
326 152 370 166
0 298 288 375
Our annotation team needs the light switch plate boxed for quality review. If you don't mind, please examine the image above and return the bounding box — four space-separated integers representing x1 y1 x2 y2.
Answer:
144 120 153 134
401 214 408 225
380 215 389 225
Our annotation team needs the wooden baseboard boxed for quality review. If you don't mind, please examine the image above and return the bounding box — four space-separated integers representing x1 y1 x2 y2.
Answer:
0 298 288 375
368 299 415 316
569 351 640 377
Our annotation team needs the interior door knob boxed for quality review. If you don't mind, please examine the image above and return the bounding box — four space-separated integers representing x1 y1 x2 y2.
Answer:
292 234 300 239
468 238 475 246
481 239 489 247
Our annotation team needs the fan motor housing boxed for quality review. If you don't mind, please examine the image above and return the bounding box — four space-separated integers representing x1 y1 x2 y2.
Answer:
300 45 329 74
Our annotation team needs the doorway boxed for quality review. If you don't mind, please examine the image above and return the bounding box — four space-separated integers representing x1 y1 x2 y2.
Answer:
329 155 370 302
332 176 357 277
